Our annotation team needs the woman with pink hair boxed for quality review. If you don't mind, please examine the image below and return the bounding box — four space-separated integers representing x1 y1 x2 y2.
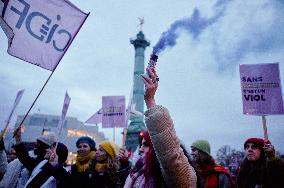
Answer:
124 130 165 188
124 66 197 188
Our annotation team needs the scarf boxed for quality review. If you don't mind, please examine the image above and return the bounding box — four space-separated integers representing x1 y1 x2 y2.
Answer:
124 167 145 188
76 151 96 172
198 164 231 188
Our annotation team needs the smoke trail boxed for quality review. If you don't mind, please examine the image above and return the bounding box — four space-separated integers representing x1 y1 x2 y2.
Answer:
152 1 228 55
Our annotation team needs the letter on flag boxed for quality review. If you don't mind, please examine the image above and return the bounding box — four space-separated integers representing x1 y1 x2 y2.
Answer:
102 96 126 128
0 0 88 71
57 91 71 138
85 108 102 125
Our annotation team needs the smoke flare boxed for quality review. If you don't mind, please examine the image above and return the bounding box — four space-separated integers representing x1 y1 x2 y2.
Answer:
152 5 225 55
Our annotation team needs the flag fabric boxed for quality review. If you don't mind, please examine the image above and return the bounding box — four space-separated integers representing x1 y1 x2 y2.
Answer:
127 103 143 116
125 103 143 127
0 0 88 71
125 86 133 127
124 86 143 127
102 96 126 128
85 108 102 125
0 15 13 45
57 91 71 138
240 63 284 115
6 89 24 125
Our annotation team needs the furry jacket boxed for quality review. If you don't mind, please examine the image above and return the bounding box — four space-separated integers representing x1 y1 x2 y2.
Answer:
144 105 197 188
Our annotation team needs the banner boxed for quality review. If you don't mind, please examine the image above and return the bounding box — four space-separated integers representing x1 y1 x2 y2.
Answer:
239 63 284 115
6 89 24 125
85 108 102 125
0 0 88 71
57 91 71 137
102 96 125 128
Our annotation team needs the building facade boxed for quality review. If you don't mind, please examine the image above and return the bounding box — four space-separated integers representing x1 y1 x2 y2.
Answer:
5 113 105 154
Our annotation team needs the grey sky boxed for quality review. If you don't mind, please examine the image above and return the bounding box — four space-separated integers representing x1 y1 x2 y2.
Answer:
0 0 284 155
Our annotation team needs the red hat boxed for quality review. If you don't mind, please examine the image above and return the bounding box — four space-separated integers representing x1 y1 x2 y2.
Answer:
244 138 265 149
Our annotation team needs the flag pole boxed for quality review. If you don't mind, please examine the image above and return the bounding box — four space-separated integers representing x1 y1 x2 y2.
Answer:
262 115 268 140
14 13 90 133
113 127 115 142
15 71 55 131
122 128 127 147
0 126 8 141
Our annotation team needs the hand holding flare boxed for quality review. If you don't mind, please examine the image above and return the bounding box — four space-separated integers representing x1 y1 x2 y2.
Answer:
141 66 158 109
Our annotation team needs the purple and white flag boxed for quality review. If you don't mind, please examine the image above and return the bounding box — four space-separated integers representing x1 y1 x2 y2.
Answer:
102 96 125 128
0 0 88 71
85 108 102 125
239 63 284 115
6 89 24 125
57 91 71 137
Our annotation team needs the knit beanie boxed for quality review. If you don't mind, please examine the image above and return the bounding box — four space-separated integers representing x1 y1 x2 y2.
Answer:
191 140 211 155
100 141 118 159
37 132 57 147
52 142 68 164
244 138 265 150
76 136 96 151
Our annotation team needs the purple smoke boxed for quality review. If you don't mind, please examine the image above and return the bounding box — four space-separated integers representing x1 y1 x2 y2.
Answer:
152 4 226 55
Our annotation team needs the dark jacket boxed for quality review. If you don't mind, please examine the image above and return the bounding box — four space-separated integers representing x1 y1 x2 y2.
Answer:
67 160 130 188
25 160 68 188
13 143 42 173
237 157 284 188
67 164 92 187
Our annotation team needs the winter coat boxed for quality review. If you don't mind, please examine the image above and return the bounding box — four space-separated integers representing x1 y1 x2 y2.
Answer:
144 105 197 188
0 159 30 188
13 143 42 173
67 164 92 187
196 163 235 188
237 157 284 188
24 160 68 188
0 151 7 180
67 163 128 188
123 163 159 188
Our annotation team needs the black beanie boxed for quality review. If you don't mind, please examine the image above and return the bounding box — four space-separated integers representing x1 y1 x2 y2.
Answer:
52 142 68 164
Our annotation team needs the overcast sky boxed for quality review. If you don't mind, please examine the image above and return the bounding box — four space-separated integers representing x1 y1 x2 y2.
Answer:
1 0 284 155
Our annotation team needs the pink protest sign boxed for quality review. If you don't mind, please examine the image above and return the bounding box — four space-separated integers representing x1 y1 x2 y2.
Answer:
239 63 284 115
102 96 126 128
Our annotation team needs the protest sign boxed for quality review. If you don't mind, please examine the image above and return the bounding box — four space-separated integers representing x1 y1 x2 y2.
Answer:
240 63 284 115
102 96 125 128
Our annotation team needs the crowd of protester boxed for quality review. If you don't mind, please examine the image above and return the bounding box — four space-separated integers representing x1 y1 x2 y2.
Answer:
0 66 283 188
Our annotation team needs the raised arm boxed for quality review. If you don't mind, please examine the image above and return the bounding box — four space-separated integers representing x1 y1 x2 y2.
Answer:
141 67 197 188
13 125 38 172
